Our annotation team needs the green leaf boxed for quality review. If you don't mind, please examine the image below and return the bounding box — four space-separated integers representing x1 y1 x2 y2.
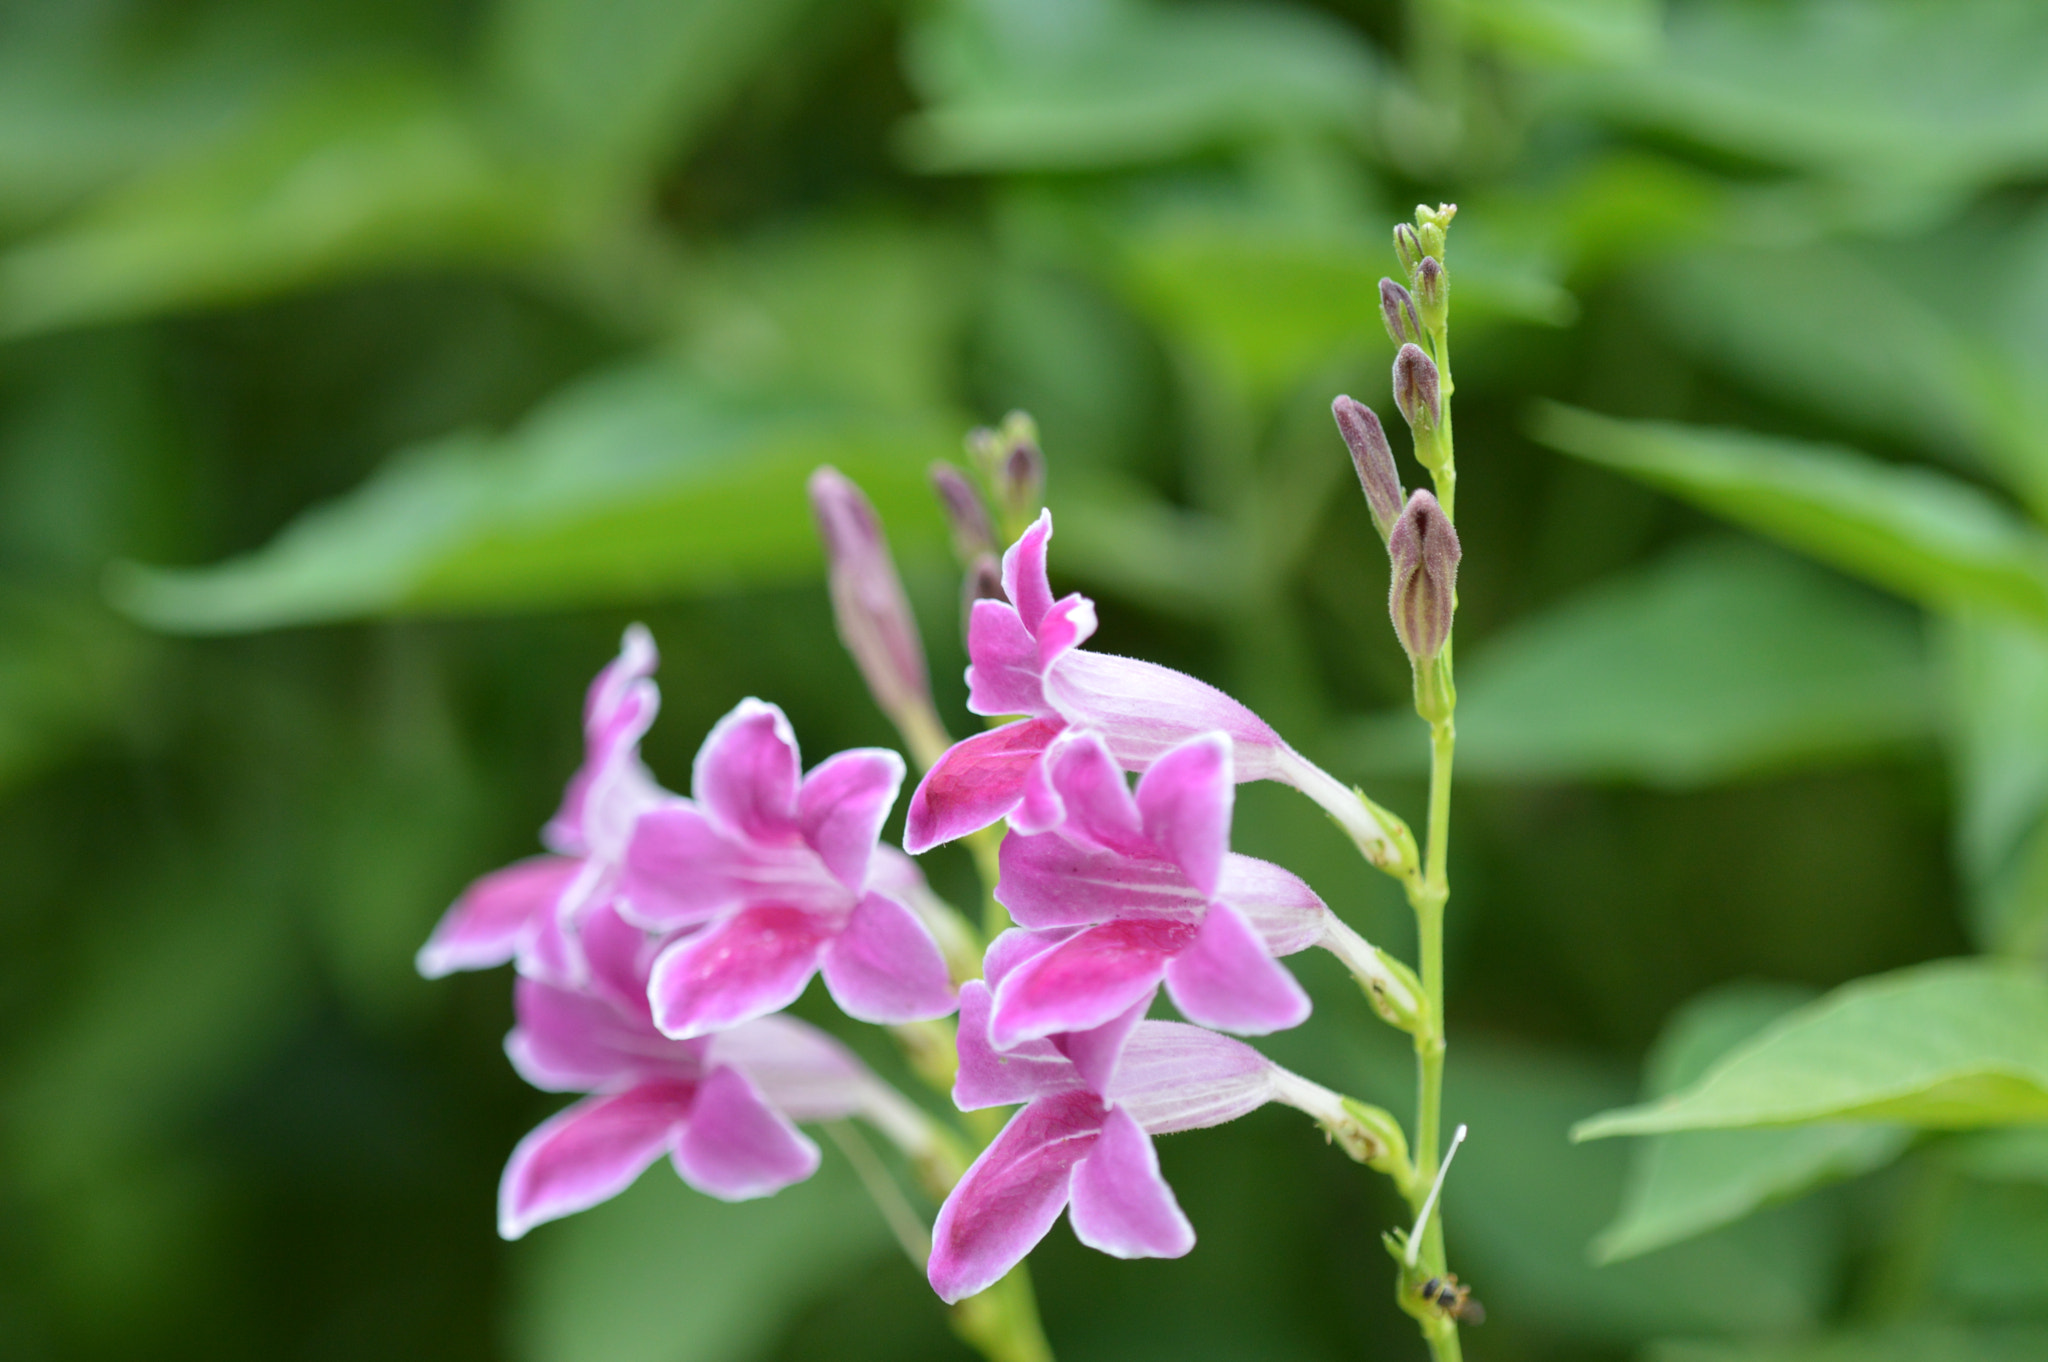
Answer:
1594 982 1909 1262
1574 959 2048 1139
1921 1175 2048 1317
0 68 565 339
106 361 953 633
1336 538 1935 787
0 591 145 793
899 0 1377 172
1533 404 2048 627
1647 1324 2048 1362
1569 0 2048 197
1939 613 2048 954
1450 0 1661 69
510 1146 894 1362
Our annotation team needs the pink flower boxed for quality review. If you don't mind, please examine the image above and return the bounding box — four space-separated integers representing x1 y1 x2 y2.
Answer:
904 512 1381 858
928 981 1315 1303
620 699 957 1038
418 626 669 986
984 730 1330 1046
498 904 918 1238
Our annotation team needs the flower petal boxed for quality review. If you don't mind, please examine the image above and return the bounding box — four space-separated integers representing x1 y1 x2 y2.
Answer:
1041 731 1145 854
965 599 1050 718
416 855 580 979
1051 989 1153 1095
1162 903 1310 1035
1066 1106 1194 1260
903 718 1062 853
1217 854 1328 956
1110 1022 1278 1134
647 906 833 1039
671 1064 821 1201
498 1081 691 1239
819 893 957 1024
1135 734 1234 898
990 918 1194 1049
1000 509 1057 633
709 1015 873 1122
982 926 1078 988
506 975 701 1091
1033 594 1097 673
952 980 1084 1110
1045 651 1287 780
928 1089 1104 1304
619 801 750 928
798 748 904 891
544 625 661 857
997 829 1200 929
693 699 803 843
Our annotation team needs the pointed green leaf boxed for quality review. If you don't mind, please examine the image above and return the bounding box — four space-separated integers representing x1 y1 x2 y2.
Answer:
1594 983 1908 1263
1337 538 1934 786
1533 404 2048 626
1938 613 2048 954
1575 959 2048 1139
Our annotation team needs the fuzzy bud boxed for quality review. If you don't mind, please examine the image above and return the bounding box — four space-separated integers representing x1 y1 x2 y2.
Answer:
999 436 1045 522
1393 222 1423 279
1379 278 1423 348
929 461 994 563
961 551 1005 644
1392 343 1441 433
1414 256 1446 332
809 466 945 761
1332 395 1404 541
1387 490 1459 662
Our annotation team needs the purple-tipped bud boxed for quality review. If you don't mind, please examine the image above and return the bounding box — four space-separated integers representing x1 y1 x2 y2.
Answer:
1387 490 1460 662
1379 278 1423 348
999 436 1045 521
961 551 1004 643
1332 395 1404 541
1414 256 1447 333
1394 223 1423 279
1392 344 1441 432
929 461 994 563
809 466 934 725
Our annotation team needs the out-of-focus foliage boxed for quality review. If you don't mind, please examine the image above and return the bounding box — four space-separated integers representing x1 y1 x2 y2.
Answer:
4 0 2046 1360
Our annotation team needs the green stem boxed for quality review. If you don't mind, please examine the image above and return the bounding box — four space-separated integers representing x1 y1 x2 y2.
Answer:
1406 719 1460 1362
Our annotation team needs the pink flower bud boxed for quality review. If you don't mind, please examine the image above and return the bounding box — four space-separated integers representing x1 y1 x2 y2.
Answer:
808 466 934 727
1380 278 1423 348
929 461 995 563
1392 343 1441 432
1387 490 1459 661
1331 396 1403 541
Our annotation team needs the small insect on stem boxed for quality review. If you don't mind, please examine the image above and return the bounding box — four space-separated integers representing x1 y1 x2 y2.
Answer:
1415 1273 1485 1325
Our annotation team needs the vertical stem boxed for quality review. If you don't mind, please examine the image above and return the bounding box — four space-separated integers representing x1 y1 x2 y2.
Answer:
1408 718 1460 1361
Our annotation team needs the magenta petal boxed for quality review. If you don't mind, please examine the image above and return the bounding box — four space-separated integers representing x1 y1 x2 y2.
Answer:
1041 732 1145 853
819 893 957 1024
693 700 803 843
1217 854 1328 956
1051 989 1154 1094
709 1015 872 1122
982 926 1078 988
1067 1106 1194 1260
903 718 1062 853
545 625 661 856
1009 745 1065 836
619 801 750 928
965 600 1050 718
498 1081 691 1239
1000 510 1057 633
1033 594 1098 673
798 748 904 890
647 906 833 1039
1110 1022 1278 1133
672 1065 821 1201
417 855 581 978
998 829 1199 929
1135 734 1234 898
507 976 699 1091
990 918 1194 1049
1162 904 1310 1035
1045 651 1287 780
928 1089 1104 1304
953 981 1084 1110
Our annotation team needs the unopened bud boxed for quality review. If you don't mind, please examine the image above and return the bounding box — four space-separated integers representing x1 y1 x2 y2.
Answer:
809 467 946 764
1379 278 1423 348
1414 202 1456 262
1393 222 1423 279
961 551 1004 643
929 461 994 563
1339 1096 1416 1189
1392 344 1441 432
969 411 1045 530
1000 437 1044 521
1387 490 1460 662
1414 256 1446 333
1332 395 1404 541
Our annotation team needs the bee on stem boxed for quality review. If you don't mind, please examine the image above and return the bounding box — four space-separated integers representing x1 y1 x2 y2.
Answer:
1415 1273 1485 1325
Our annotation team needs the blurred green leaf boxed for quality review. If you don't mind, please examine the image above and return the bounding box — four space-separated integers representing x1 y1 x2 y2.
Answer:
1338 538 1934 787
1449 1041 1836 1342
1921 1174 2048 1317
1943 1126 2048 1186
483 0 820 180
1571 0 2048 197
1939 613 2048 954
1534 404 2048 626
106 361 953 632
0 591 144 792
0 67 566 339
1575 959 2048 1138
899 0 1377 172
1451 0 1661 69
1648 1324 2048 1362
1594 982 1909 1263
512 1146 894 1362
